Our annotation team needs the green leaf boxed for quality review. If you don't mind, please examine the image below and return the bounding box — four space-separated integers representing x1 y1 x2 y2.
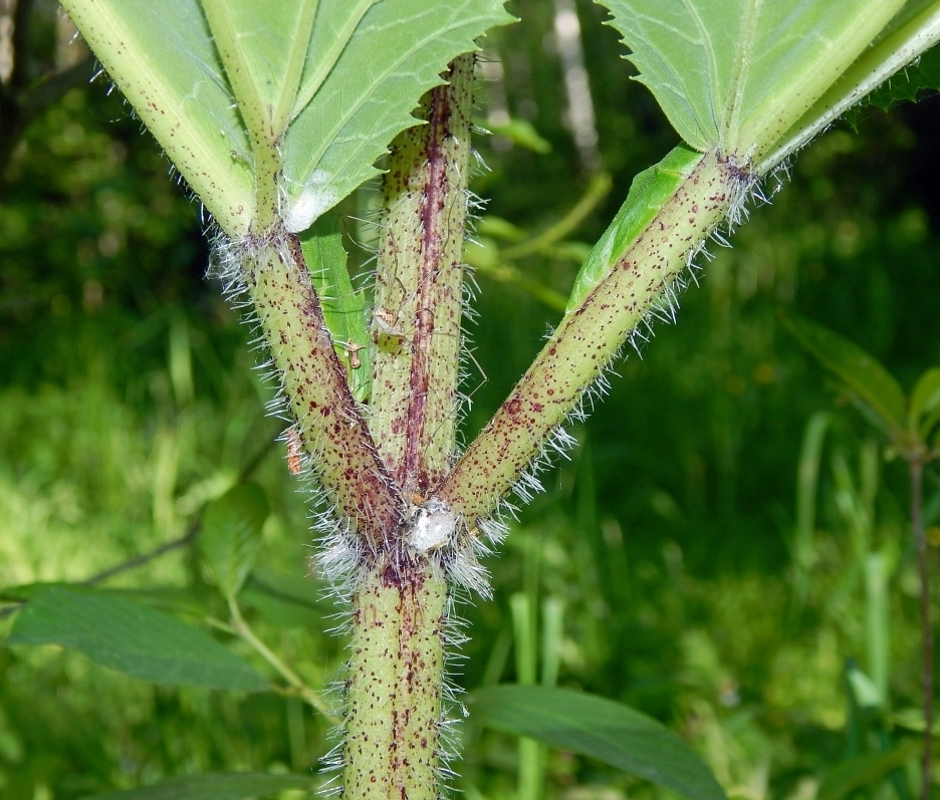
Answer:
781 313 906 439
7 586 268 691
763 3 940 172
817 739 920 800
60 0 255 233
85 772 314 800
846 663 882 710
278 0 516 232
481 117 552 153
300 213 371 402
598 0 908 168
467 685 726 800
0 581 70 602
200 483 269 601
62 0 514 236
1 585 208 618
566 144 704 313
200 0 316 141
891 707 940 735
910 366 940 439
100 588 211 619
842 35 940 127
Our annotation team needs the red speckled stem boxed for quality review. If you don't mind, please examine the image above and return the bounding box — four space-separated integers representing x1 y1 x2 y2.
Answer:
369 55 473 499
341 56 474 799
246 232 404 547
343 558 446 800
436 151 735 523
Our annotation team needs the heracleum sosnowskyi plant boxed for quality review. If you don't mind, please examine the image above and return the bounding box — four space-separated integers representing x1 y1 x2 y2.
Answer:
16 0 940 797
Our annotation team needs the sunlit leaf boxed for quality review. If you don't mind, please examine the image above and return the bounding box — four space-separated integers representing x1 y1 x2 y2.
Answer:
61 0 514 236
279 0 515 232
468 685 726 800
200 483 269 601
781 313 906 439
8 586 268 691
597 0 909 169
763 2 940 172
60 0 255 233
86 772 314 800
200 0 316 140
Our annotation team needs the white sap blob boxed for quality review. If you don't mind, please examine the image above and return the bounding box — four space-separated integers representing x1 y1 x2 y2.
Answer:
280 170 337 233
410 500 458 554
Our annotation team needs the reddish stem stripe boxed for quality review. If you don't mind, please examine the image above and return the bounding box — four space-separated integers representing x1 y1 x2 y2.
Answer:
370 56 473 499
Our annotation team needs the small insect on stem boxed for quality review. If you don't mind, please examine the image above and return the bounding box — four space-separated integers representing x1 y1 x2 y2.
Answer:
344 340 363 370
373 306 407 340
285 427 304 476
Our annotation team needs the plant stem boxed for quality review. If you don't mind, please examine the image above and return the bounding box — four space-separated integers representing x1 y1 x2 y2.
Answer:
369 54 474 496
227 598 338 722
343 559 448 800
341 56 475 798
244 233 404 547
437 149 735 523
912 457 933 799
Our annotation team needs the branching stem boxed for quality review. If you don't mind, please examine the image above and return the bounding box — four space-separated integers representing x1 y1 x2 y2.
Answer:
227 598 338 722
437 151 736 523
244 232 404 547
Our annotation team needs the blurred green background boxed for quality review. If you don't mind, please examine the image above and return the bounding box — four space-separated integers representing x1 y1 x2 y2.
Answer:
3 1 940 798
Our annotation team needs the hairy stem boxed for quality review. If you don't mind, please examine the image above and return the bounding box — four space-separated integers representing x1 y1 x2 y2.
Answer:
336 55 475 799
369 54 474 497
243 232 404 547
437 149 737 522
344 558 448 800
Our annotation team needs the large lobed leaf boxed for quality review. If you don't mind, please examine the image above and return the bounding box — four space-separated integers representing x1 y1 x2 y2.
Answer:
60 0 255 232
279 0 513 232
595 0 940 173
468 685 726 800
7 586 268 691
762 0 940 172
60 0 513 236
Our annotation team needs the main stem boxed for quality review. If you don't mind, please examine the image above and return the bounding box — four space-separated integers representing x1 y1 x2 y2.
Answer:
342 56 474 799
344 556 448 800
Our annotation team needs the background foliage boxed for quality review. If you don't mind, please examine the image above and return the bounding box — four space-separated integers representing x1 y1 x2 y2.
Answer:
2 0 940 798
